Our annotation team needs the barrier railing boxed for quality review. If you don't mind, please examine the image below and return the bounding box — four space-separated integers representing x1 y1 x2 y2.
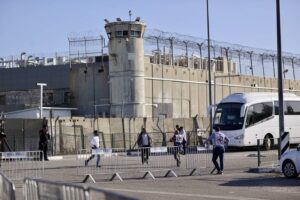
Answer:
0 151 44 181
0 172 16 200
24 177 137 200
257 138 279 168
77 146 214 182
257 137 300 168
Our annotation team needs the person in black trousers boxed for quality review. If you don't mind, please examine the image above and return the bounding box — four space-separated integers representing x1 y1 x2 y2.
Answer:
137 128 152 164
39 125 50 161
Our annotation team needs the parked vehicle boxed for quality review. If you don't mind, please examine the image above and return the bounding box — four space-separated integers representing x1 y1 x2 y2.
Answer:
280 145 300 178
213 92 300 149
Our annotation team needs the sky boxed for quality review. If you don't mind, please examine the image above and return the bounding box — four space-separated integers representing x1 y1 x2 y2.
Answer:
0 0 299 57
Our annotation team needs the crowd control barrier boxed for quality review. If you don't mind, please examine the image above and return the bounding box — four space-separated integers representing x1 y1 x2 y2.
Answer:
77 146 214 182
0 151 44 181
24 177 137 200
0 172 16 200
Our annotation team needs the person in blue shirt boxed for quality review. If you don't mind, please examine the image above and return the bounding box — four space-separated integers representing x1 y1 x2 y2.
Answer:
206 127 229 174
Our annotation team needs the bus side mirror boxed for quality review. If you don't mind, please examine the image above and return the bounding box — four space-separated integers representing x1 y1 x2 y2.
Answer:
240 105 246 118
297 144 300 151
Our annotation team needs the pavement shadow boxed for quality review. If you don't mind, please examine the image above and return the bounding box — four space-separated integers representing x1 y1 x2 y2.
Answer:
220 176 300 187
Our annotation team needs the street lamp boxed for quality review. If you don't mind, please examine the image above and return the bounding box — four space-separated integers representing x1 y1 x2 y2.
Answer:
276 0 285 159
37 83 47 119
206 0 213 135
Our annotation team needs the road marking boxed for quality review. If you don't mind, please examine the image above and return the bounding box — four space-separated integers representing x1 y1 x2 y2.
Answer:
100 187 268 200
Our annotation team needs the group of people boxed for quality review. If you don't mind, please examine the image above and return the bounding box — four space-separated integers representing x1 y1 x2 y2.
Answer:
39 123 228 175
82 125 229 176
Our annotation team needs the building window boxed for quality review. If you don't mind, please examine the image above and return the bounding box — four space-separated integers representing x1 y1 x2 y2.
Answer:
0 95 5 105
123 31 128 36
64 92 71 105
116 31 123 37
131 31 141 37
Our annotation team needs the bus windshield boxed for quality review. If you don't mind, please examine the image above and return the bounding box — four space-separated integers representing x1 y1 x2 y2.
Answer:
213 103 244 130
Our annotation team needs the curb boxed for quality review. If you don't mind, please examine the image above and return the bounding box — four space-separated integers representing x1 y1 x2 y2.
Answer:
248 167 280 173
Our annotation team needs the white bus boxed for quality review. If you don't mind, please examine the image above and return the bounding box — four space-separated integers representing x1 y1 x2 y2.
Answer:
213 92 300 149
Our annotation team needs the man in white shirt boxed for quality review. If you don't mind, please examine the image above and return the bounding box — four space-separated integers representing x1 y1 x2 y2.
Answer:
179 126 187 154
85 130 101 167
170 130 184 167
207 127 229 174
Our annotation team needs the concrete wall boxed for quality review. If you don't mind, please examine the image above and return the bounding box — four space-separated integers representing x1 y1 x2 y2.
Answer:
0 65 69 92
1 61 300 118
69 63 110 116
45 116 208 154
145 63 300 118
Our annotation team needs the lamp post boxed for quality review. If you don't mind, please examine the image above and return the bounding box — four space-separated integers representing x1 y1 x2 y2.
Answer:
206 0 213 135
276 0 285 159
37 83 47 119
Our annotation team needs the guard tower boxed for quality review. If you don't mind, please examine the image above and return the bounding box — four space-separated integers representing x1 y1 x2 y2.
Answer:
105 18 146 117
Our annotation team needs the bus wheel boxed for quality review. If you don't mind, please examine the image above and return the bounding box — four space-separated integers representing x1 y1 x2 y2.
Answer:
263 135 273 150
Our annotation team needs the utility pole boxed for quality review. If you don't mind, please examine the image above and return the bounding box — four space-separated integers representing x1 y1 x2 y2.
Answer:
276 0 286 159
206 0 213 134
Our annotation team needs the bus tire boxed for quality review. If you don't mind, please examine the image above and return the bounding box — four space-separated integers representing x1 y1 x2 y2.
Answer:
263 135 273 150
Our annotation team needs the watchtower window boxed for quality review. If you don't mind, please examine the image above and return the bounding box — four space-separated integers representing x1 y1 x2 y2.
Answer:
116 31 123 37
123 31 128 36
131 31 141 37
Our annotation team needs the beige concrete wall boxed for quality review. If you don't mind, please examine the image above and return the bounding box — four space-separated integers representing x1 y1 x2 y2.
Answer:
144 63 300 118
44 116 206 153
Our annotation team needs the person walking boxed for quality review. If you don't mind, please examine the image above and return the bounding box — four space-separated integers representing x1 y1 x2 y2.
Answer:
85 130 101 167
170 130 183 167
206 127 229 174
38 125 50 161
137 128 152 164
179 126 187 154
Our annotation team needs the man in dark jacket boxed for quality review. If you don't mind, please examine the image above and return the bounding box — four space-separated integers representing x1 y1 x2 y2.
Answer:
137 128 152 164
39 125 50 161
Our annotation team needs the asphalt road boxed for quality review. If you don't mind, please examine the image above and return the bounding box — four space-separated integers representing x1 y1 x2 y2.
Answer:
87 172 300 200
12 150 299 200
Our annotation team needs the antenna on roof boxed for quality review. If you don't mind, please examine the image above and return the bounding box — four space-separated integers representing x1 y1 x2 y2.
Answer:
129 10 132 22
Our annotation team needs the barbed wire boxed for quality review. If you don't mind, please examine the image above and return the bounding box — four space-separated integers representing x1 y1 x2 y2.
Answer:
144 29 300 66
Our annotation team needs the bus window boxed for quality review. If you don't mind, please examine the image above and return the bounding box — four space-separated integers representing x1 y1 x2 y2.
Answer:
213 103 244 130
246 102 273 127
285 101 300 115
275 101 287 115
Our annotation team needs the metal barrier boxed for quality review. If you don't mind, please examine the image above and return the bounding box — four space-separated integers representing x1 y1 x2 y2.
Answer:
24 177 137 200
77 146 214 182
0 151 44 181
257 137 300 168
185 146 213 175
257 138 279 168
0 172 16 200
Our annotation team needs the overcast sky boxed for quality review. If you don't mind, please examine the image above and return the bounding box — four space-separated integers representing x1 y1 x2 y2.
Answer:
0 0 299 57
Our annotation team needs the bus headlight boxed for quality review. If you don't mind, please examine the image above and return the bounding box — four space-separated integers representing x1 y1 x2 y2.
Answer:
234 134 244 140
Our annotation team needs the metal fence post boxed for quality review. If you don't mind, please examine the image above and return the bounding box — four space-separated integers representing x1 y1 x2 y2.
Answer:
257 139 261 167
